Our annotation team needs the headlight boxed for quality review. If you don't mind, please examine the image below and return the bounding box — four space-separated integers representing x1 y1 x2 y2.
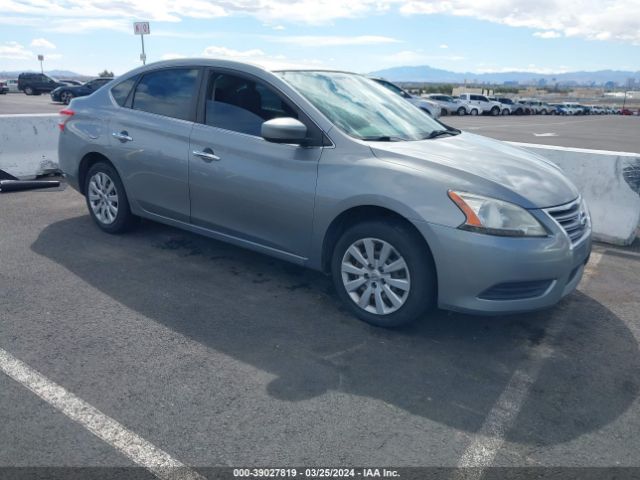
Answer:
448 191 547 237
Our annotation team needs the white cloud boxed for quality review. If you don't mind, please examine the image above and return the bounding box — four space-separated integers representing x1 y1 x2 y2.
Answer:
201 45 324 70
533 30 561 39
2 0 639 45
0 41 32 60
439 44 448 49
30 38 56 49
269 35 401 47
400 0 640 45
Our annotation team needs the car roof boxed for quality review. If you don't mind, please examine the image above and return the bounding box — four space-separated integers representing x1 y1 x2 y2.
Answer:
119 58 353 77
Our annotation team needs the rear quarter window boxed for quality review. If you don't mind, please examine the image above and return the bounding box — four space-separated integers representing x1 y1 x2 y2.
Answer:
110 76 138 107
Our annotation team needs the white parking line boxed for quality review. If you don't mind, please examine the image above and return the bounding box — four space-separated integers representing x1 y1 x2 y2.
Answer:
456 252 603 479
0 348 204 480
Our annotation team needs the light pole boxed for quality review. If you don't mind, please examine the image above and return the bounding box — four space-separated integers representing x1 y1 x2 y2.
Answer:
38 54 44 73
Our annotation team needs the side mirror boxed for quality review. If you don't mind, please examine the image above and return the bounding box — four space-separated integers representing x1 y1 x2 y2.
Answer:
261 117 307 145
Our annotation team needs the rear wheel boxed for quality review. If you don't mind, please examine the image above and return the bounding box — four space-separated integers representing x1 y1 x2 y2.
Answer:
331 220 436 328
85 162 138 234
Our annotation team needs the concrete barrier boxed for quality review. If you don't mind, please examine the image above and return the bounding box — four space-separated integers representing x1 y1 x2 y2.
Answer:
0 114 60 180
510 142 640 246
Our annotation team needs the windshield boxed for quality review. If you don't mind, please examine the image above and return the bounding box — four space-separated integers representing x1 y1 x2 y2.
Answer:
277 71 443 141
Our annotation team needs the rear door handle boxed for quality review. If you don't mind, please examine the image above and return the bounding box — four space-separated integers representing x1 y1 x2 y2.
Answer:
112 131 133 142
193 148 221 162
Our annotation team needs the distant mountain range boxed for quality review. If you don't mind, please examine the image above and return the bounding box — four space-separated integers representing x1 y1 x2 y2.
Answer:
368 65 640 86
0 70 88 79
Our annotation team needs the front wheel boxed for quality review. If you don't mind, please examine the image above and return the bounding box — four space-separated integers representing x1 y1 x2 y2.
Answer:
490 106 500 116
331 220 436 328
457 107 466 116
24 87 34 95
470 108 479 116
61 91 74 105
85 162 138 234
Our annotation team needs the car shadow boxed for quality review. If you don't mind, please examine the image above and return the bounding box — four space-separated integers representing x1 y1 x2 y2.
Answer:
31 215 640 446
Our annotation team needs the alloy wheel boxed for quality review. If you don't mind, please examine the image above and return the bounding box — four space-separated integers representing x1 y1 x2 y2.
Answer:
341 237 411 315
88 172 119 225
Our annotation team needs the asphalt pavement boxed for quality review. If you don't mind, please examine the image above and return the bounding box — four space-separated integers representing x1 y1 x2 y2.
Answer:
445 115 640 152
1 184 640 477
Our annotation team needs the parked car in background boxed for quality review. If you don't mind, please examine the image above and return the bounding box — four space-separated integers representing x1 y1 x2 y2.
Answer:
424 94 470 116
560 102 584 115
18 72 64 95
488 97 513 115
457 93 502 116
0 81 8 94
370 78 441 118
51 77 114 105
60 79 83 86
518 99 551 115
58 59 591 327
493 97 526 115
5 79 19 93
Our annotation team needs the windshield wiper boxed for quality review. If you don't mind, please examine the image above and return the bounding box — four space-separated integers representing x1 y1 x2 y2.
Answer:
424 129 460 139
360 135 405 142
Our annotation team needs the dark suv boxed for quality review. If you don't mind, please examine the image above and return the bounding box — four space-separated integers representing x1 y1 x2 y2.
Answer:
17 72 63 95
51 77 114 105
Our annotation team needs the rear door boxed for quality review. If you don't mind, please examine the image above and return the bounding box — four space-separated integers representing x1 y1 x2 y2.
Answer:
188 68 323 259
108 67 201 222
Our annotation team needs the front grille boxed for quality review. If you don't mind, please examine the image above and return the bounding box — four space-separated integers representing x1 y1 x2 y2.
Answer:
545 198 589 246
479 280 553 300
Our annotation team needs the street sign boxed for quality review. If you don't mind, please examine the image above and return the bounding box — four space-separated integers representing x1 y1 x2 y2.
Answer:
37 54 44 61
133 22 150 35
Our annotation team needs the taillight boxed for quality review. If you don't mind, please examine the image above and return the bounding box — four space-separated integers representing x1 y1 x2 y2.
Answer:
58 109 74 132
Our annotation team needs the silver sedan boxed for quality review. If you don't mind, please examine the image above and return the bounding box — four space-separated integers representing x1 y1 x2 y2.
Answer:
59 59 591 327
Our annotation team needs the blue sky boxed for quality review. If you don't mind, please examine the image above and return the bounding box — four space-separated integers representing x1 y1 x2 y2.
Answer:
1 0 639 76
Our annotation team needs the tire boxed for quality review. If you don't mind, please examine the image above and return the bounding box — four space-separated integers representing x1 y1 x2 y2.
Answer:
490 106 500 116
331 220 436 328
501 109 510 116
61 91 73 105
470 108 478 116
457 107 466 116
85 162 138 234
24 86 34 95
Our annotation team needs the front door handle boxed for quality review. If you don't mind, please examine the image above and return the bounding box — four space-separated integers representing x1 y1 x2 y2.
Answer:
112 131 133 142
193 148 221 162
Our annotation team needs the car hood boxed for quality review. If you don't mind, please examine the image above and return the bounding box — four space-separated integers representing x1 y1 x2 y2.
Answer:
369 132 579 209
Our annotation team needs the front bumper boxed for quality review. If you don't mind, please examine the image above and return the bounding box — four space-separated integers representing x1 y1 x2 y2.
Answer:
50 91 62 101
416 219 592 315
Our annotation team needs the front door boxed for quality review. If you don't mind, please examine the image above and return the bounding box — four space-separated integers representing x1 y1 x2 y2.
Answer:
189 69 323 259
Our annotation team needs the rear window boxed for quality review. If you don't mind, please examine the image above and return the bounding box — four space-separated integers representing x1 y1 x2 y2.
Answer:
132 68 199 121
111 76 137 107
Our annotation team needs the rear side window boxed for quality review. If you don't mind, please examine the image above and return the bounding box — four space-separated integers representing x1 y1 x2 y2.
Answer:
132 68 199 121
111 77 137 106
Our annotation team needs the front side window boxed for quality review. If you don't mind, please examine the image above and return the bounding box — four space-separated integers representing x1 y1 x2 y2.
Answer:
132 68 198 121
204 72 297 136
